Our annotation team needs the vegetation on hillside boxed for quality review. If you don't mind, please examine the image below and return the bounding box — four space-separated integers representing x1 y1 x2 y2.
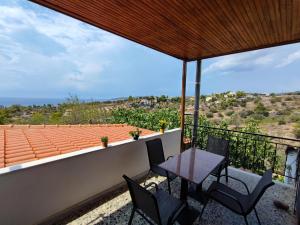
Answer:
1 91 300 139
1 91 299 180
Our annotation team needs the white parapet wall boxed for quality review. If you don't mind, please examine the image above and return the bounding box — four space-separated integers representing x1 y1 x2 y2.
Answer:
0 128 181 225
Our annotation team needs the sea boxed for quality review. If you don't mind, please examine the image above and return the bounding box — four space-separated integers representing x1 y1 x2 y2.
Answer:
0 97 122 107
0 97 66 107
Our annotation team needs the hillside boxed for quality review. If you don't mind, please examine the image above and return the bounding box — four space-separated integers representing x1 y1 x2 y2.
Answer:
1 92 300 139
186 92 300 139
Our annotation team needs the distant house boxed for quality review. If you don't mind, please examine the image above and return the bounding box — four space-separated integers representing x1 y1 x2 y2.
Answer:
205 96 213 102
225 91 236 98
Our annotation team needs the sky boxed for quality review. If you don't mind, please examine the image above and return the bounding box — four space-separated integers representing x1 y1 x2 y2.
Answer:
1 1 300 100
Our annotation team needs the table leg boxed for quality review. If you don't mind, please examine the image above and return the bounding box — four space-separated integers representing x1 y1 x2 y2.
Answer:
178 178 200 225
196 183 203 192
180 178 189 201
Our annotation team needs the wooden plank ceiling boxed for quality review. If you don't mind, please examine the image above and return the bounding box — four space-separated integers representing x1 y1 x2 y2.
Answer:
30 0 300 61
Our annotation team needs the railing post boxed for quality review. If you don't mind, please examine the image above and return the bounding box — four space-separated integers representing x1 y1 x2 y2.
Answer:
180 60 187 153
192 60 202 147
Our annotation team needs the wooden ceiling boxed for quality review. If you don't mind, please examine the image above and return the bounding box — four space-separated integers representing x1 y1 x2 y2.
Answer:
30 0 300 61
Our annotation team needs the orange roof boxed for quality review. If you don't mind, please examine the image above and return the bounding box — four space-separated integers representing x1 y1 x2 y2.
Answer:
0 124 154 168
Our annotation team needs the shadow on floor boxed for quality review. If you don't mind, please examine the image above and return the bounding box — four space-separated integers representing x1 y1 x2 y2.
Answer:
50 169 297 225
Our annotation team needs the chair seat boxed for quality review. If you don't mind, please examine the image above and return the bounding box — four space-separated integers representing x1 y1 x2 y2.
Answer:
154 189 185 225
211 165 223 176
208 181 250 214
152 165 177 180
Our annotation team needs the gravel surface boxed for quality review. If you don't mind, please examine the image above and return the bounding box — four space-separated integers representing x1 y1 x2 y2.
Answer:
55 167 297 225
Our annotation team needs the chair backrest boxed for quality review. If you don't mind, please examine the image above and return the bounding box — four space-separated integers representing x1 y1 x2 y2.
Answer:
123 175 161 224
146 138 166 167
207 136 229 160
248 169 274 212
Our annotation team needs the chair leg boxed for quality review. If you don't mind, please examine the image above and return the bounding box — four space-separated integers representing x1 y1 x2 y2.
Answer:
217 165 222 183
199 200 208 219
225 166 229 183
217 173 221 183
254 208 262 225
243 215 249 225
128 208 135 225
167 177 172 194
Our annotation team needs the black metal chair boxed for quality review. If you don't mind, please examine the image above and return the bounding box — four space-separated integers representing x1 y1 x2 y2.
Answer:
201 169 274 225
206 136 230 182
296 178 300 225
123 175 186 225
145 138 176 194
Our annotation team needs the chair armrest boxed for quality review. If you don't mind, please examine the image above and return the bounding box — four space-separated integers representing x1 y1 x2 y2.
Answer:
219 175 250 194
210 189 244 212
167 155 174 160
167 202 187 225
145 182 159 191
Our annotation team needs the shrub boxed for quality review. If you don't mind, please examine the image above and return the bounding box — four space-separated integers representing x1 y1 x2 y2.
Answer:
290 114 300 122
236 91 246 98
254 97 261 104
278 119 286 125
210 107 218 113
218 112 224 117
239 100 247 107
293 124 300 139
220 101 228 110
239 110 253 118
251 114 265 121
276 109 291 116
226 110 234 116
111 107 180 131
232 102 238 107
270 97 281 104
285 96 293 101
0 109 10 125
254 102 269 117
30 112 47 124
206 112 213 118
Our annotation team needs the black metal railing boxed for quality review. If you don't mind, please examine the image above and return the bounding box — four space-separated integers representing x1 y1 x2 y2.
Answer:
184 123 300 184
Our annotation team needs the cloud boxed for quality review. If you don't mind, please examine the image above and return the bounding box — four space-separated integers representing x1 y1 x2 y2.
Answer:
0 1 124 97
276 50 300 68
204 50 274 74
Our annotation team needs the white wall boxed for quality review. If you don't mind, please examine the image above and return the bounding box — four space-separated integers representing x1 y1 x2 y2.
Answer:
0 129 181 225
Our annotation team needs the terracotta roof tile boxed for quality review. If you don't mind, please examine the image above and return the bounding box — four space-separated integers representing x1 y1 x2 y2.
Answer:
0 124 155 168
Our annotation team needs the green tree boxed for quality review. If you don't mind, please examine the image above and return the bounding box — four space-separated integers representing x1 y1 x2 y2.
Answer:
49 112 63 124
254 102 269 117
30 112 47 124
128 96 134 102
0 109 9 124
236 91 246 98
158 95 168 102
111 107 180 131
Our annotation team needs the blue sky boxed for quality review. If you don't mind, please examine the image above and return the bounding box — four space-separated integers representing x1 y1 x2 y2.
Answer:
1 0 300 99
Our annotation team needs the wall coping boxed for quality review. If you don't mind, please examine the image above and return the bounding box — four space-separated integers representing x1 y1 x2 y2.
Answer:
0 128 181 175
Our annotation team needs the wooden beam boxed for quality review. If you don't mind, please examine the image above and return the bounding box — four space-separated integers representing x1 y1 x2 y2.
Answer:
192 60 202 147
180 61 187 153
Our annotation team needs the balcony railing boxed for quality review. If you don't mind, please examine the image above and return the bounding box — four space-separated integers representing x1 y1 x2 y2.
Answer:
184 123 300 184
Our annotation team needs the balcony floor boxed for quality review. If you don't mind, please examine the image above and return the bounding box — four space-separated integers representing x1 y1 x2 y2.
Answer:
56 168 297 225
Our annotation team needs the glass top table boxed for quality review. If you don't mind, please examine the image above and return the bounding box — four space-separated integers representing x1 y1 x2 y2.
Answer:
159 147 225 186
158 147 225 225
